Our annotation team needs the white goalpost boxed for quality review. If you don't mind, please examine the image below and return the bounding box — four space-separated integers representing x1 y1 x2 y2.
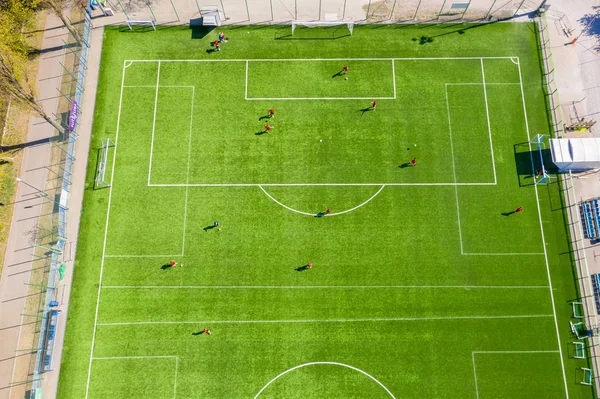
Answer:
291 20 354 36
96 138 115 189
126 19 156 30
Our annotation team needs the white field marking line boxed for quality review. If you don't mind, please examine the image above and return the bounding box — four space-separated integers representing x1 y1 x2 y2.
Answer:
104 254 182 258
258 184 384 217
147 61 161 187
462 252 545 256
97 315 554 327
510 57 519 65
445 85 464 254
181 86 194 256
84 60 127 399
124 60 133 68
446 83 520 86
101 285 551 290
92 356 179 399
246 96 396 101
472 351 560 399
148 182 497 187
245 60 249 100
123 85 195 88
254 362 395 399
446 81 535 257
391 59 397 99
480 59 498 185
517 61 569 399
125 57 518 63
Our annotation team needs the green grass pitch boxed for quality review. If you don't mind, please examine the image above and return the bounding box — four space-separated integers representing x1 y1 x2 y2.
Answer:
58 23 597 398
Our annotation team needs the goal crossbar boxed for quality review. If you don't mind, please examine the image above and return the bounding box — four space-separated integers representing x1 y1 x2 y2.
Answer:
291 20 354 35
126 19 156 30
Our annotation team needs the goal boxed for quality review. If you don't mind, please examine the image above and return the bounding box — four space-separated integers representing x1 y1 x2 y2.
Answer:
126 19 156 30
95 138 115 189
291 20 354 36
530 134 551 184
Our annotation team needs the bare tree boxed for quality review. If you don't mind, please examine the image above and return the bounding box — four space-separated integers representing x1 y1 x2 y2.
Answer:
39 0 83 46
0 50 65 135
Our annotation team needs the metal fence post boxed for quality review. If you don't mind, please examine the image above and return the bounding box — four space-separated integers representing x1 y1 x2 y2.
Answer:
342 0 347 19
389 0 397 19
220 0 227 20
437 0 447 19
461 0 472 18
145 0 157 21
485 0 498 19
294 0 297 19
168 0 180 21
245 0 250 21
270 0 273 20
514 0 526 16
116 0 129 20
366 0 372 19
318 0 322 20
413 0 423 20
195 0 201 15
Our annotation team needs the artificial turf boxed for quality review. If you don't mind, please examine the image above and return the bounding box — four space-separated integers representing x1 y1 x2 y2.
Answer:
57 23 596 398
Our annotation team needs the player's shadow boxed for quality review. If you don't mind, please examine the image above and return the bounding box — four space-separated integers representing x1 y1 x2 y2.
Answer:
332 71 344 78
206 48 217 54
398 162 411 168
501 211 516 216
203 225 216 231
258 115 271 121
358 107 373 117
295 264 310 272
255 130 267 135
161 264 172 270
315 212 326 217
192 330 209 335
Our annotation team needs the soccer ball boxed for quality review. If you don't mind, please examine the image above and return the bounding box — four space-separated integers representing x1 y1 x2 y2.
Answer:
414 144 417 147
320 140 323 142
345 77 348 80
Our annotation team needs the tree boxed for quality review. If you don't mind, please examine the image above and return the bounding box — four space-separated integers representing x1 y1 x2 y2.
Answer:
0 0 37 56
39 0 83 46
0 49 65 135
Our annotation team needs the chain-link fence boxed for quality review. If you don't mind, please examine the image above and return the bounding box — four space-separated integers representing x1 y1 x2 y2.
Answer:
18 3 92 398
98 0 544 26
537 12 566 138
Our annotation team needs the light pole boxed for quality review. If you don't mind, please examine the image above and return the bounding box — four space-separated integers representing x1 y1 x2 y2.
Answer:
16 178 64 209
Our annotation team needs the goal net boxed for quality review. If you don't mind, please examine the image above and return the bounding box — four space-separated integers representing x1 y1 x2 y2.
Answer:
291 20 354 36
126 19 156 30
96 138 115 189
530 134 551 184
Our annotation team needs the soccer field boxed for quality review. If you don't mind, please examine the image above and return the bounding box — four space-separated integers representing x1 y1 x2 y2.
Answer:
58 24 596 398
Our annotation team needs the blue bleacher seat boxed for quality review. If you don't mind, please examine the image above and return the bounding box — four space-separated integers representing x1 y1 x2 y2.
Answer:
584 203 596 239
593 275 600 315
